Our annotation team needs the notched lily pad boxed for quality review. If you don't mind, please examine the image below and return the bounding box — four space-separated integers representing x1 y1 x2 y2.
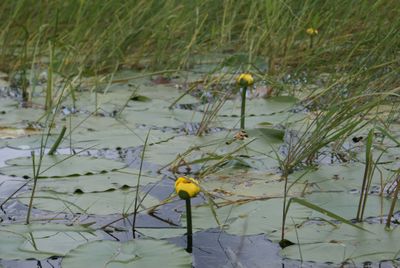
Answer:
0 223 98 260
17 188 160 215
62 239 191 268
31 168 162 193
275 223 400 264
0 155 126 178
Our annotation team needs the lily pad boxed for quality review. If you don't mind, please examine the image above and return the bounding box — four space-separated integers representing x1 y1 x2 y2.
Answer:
208 96 298 117
0 155 126 178
0 223 98 260
17 188 160 215
62 239 191 268
202 169 304 201
183 198 311 236
304 192 399 220
289 163 391 193
32 168 162 193
275 223 400 264
0 107 45 128
146 128 284 170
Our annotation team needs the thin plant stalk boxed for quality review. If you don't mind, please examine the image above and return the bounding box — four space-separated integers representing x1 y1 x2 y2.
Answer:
26 151 37 224
132 129 151 238
45 41 54 111
240 86 247 130
386 175 400 229
185 198 193 253
356 129 374 221
48 125 67 155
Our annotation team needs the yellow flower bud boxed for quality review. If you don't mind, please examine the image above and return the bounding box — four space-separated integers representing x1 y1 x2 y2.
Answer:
236 73 254 87
306 27 318 36
175 177 200 199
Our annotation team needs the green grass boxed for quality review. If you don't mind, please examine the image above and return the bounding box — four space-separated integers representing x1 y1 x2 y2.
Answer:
0 0 398 79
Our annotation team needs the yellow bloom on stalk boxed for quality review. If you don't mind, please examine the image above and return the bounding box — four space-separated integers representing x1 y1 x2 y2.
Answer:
236 73 254 87
306 27 318 36
175 177 201 199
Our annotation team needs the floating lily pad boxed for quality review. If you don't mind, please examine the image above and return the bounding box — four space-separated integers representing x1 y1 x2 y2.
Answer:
0 133 68 150
183 198 311 236
122 105 205 128
69 127 176 149
62 239 191 268
0 155 126 178
138 227 187 239
0 107 45 128
32 168 162 193
216 112 306 129
0 223 98 260
145 131 233 166
274 223 400 264
17 188 160 215
202 169 303 201
146 128 283 170
209 96 298 117
304 192 399 220
289 163 391 193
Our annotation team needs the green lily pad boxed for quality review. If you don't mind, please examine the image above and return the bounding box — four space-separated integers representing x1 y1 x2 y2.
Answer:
137 228 187 239
0 107 45 128
0 155 126 178
183 198 311 236
32 168 162 193
209 96 298 117
274 223 400 264
69 127 175 150
202 169 303 201
17 188 160 215
0 223 98 260
305 192 399 220
146 128 283 170
62 239 191 268
0 134 64 150
216 112 305 129
289 163 391 193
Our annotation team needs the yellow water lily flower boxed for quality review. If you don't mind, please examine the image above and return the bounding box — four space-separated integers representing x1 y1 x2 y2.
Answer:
306 27 318 36
236 73 254 87
175 177 200 199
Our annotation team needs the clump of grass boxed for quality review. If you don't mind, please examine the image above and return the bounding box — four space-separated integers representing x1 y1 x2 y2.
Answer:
0 0 398 80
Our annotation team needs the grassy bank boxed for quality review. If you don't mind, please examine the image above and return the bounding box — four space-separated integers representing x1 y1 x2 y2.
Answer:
0 0 398 77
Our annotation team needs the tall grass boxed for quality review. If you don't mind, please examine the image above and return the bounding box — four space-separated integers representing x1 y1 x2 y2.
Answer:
0 0 398 80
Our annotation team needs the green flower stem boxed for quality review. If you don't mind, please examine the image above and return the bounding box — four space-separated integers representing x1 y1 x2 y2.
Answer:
240 86 247 130
185 198 193 253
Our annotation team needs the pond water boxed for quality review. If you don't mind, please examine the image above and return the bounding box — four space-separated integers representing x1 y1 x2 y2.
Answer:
0 66 399 267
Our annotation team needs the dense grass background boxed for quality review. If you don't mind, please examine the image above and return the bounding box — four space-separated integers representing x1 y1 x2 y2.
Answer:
0 0 398 77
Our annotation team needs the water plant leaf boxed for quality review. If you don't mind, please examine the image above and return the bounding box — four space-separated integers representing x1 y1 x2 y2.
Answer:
62 239 191 268
289 163 390 193
202 169 304 201
17 188 159 215
212 96 298 117
305 192 399 220
277 223 400 264
0 155 126 178
288 197 367 231
183 198 311 236
0 223 99 260
31 168 162 193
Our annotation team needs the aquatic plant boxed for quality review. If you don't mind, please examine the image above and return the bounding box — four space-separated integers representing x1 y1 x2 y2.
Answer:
175 176 200 253
236 73 254 130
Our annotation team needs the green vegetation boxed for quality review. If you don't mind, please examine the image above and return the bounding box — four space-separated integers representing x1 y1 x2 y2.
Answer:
0 0 399 267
